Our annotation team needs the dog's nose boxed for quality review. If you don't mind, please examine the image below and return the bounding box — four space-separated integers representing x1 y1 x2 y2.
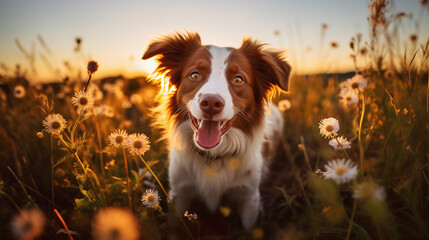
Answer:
199 94 225 116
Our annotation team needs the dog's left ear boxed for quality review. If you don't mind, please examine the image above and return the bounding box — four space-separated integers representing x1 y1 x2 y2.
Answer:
239 39 291 93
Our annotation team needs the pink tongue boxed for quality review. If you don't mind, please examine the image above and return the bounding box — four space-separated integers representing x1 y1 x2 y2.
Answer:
197 120 221 148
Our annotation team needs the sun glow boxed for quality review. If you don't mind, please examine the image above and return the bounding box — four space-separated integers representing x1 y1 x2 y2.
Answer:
147 71 177 96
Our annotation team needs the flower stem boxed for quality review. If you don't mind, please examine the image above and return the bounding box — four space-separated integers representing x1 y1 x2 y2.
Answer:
50 136 55 216
73 152 87 175
345 197 358 240
138 155 194 240
84 74 92 92
54 209 74 240
122 147 132 210
94 116 105 175
358 91 366 174
300 136 312 171
335 137 352 160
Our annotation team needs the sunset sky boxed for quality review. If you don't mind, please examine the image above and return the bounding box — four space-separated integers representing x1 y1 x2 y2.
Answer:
0 0 428 82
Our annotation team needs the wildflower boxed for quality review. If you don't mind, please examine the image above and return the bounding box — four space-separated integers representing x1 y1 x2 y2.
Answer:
339 88 359 107
184 211 198 220
319 117 340 139
87 60 99 74
94 105 114 118
330 41 338 48
43 113 67 135
71 90 94 110
11 208 46 240
108 129 128 148
36 131 44 138
141 189 160 208
13 85 26 98
329 136 351 150
126 133 150 155
353 181 386 201
92 207 139 240
344 74 368 92
323 158 358 184
277 99 291 112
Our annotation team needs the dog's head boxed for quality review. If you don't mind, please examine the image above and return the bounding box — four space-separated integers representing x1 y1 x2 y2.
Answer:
143 32 290 149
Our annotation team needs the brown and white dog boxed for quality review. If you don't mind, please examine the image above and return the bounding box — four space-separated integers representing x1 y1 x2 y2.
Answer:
142 32 290 230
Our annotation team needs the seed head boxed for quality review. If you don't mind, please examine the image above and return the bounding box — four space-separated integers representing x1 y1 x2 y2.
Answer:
87 60 99 74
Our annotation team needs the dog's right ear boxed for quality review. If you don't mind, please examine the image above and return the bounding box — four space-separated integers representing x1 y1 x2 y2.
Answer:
142 32 202 86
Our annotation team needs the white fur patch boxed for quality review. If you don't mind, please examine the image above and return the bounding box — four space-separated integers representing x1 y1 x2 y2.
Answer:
187 46 234 121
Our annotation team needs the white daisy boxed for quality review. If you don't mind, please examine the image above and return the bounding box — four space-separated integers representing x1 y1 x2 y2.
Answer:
344 74 368 92
92 207 139 240
329 136 352 150
13 85 26 98
323 158 358 184
126 133 150 156
339 88 358 107
71 90 94 110
353 181 386 201
141 189 160 208
319 117 340 139
108 130 128 148
277 99 291 112
42 113 67 135
11 208 46 240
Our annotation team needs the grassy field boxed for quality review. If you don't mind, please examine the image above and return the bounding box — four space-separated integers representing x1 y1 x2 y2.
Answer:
1 1 428 240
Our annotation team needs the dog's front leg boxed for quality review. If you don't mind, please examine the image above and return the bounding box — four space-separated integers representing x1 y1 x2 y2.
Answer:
237 187 260 230
168 152 196 213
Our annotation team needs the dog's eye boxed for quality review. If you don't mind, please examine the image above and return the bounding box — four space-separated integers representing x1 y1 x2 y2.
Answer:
189 72 200 81
232 76 244 85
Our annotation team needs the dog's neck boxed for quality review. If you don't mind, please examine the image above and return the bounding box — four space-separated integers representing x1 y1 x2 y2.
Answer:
190 145 239 165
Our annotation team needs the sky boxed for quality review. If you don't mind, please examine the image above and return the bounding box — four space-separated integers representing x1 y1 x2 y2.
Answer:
0 0 428 82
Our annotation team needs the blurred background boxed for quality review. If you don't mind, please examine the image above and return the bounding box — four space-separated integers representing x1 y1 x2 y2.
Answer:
1 0 428 82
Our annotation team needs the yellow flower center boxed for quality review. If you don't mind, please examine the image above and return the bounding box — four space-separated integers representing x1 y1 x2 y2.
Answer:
336 167 347 176
115 136 123 144
146 195 155 202
51 121 61 129
326 125 334 132
133 141 142 149
79 97 88 105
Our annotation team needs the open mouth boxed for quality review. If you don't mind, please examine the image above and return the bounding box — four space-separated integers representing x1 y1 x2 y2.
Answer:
190 114 236 149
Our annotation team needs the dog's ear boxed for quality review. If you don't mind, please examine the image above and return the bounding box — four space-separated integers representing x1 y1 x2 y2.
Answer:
142 32 202 86
239 39 291 94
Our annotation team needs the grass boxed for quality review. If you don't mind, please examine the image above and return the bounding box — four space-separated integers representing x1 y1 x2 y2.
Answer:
0 1 428 239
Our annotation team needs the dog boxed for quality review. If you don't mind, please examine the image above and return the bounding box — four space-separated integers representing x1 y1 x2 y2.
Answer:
142 32 290 230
